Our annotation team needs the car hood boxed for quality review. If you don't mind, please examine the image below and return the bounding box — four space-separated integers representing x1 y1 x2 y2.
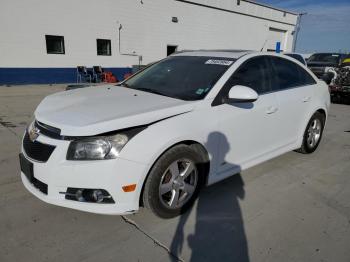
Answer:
35 85 196 136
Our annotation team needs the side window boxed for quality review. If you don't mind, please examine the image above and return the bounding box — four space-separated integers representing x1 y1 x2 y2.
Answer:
270 57 316 90
45 35 65 54
297 65 317 86
224 56 272 94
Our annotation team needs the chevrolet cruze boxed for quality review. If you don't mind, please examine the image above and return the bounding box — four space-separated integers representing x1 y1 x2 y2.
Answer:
19 50 330 218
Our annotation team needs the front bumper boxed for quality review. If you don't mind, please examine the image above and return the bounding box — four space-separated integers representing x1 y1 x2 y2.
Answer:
20 133 149 215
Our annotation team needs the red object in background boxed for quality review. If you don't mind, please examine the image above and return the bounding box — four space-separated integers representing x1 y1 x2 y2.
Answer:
124 73 132 80
102 72 118 83
329 85 341 92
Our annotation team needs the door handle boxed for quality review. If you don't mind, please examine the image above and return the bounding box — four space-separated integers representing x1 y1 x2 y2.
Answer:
302 96 311 102
266 106 278 114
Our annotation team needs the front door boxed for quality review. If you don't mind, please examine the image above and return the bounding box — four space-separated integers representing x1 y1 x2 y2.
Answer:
214 56 280 179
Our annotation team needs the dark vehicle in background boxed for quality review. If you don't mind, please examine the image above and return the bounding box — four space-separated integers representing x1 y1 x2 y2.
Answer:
307 53 347 78
284 53 307 65
328 56 350 104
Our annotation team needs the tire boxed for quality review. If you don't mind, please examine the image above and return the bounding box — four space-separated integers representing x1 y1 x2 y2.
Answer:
296 112 325 154
142 144 207 218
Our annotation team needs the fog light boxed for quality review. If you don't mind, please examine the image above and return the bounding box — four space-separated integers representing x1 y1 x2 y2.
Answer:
92 189 104 203
63 188 115 204
75 189 85 202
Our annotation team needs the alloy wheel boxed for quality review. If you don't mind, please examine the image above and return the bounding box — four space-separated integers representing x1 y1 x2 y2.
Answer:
307 118 322 148
158 158 198 209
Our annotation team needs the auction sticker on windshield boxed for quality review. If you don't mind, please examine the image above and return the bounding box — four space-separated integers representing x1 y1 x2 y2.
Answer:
205 59 234 66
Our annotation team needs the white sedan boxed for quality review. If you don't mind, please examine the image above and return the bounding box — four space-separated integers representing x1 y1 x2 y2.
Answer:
20 50 330 218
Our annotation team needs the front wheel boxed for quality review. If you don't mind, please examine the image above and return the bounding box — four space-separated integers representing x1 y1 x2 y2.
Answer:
142 144 206 218
296 112 325 154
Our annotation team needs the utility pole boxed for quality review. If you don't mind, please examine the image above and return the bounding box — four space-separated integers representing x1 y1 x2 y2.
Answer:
292 12 307 52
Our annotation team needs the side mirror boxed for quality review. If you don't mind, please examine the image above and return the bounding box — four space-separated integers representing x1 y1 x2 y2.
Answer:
227 85 258 103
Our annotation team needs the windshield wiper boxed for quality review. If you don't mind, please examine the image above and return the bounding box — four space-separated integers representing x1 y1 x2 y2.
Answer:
116 82 130 88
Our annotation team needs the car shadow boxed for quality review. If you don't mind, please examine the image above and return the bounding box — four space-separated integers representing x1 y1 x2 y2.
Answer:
169 132 249 262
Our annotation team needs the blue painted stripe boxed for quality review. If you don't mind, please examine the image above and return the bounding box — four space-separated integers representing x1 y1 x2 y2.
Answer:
0 67 132 85
275 42 281 53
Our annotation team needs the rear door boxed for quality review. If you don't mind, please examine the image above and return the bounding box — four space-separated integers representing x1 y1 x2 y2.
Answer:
268 56 317 146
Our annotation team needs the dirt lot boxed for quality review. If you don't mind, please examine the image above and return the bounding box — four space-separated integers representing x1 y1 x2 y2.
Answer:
1 85 350 262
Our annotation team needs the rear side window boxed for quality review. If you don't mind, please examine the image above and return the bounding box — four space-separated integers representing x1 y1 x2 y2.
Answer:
297 65 317 86
224 56 272 94
270 57 316 91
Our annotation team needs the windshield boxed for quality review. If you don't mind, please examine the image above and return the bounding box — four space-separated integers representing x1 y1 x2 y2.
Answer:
122 56 235 100
308 53 341 64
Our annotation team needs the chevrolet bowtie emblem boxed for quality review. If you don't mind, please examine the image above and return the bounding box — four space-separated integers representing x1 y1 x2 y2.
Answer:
29 125 40 142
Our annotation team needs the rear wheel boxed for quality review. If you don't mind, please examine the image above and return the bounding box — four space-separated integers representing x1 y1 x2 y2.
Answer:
297 112 325 154
142 144 206 218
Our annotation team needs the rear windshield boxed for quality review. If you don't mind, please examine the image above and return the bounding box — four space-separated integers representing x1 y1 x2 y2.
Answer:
122 56 235 100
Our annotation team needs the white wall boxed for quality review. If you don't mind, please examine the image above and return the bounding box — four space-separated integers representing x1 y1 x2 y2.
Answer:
0 0 297 68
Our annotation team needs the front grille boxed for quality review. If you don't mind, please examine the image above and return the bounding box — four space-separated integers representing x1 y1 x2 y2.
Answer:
19 153 48 194
23 131 56 162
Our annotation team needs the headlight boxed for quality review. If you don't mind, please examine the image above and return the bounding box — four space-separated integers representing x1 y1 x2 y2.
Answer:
27 119 35 133
66 127 145 160
27 117 35 133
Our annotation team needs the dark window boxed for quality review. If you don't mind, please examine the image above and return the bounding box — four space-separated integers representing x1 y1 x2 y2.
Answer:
97 39 111 56
297 66 317 86
224 56 272 95
269 57 316 90
167 45 178 56
45 35 65 54
308 53 342 64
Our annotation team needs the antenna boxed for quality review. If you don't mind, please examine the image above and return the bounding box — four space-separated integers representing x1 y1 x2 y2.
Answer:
260 39 268 52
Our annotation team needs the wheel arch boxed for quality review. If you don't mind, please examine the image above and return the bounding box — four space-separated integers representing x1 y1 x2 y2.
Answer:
297 106 328 147
139 140 210 206
316 108 327 123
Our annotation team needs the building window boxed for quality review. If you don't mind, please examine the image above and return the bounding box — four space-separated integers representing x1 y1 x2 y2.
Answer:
45 35 65 54
237 0 240 5
97 39 112 56
167 45 178 56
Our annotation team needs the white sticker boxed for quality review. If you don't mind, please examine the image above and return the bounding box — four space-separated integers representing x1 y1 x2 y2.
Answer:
332 54 340 57
205 59 234 66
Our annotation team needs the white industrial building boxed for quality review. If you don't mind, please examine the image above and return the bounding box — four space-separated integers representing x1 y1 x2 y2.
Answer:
0 0 298 84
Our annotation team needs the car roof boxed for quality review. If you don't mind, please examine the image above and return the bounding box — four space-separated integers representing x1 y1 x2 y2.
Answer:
171 49 254 59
